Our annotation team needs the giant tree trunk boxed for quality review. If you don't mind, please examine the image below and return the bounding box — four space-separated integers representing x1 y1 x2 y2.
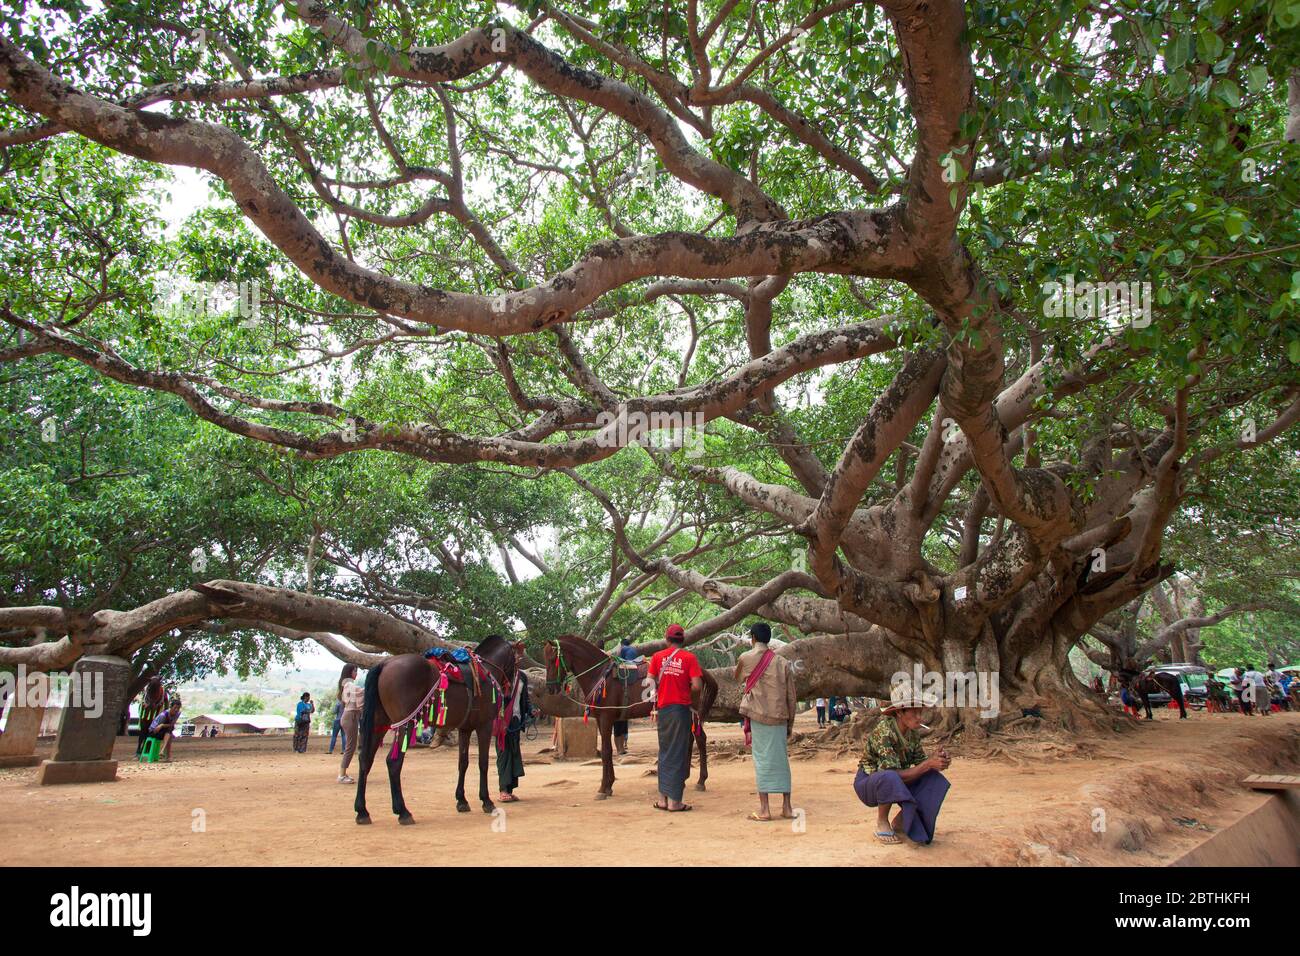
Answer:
704 622 1120 737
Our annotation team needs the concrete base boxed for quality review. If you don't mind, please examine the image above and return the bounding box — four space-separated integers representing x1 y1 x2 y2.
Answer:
1172 791 1300 867
36 759 118 785
0 755 42 768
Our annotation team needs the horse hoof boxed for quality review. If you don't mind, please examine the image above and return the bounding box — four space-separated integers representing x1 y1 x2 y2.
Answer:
356 814 372 825
456 802 471 813
695 782 707 792
594 791 610 801
482 803 495 814
398 814 415 826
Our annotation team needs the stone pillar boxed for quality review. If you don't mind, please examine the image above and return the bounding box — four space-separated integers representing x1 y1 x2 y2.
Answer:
37 655 131 785
0 695 46 768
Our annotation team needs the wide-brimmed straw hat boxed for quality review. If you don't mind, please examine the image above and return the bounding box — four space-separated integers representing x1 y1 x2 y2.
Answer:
882 679 936 713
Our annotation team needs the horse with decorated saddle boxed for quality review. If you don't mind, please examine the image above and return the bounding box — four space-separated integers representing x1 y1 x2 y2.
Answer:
354 634 519 824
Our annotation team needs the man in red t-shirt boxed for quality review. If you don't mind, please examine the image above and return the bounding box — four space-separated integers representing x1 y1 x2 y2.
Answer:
649 623 703 811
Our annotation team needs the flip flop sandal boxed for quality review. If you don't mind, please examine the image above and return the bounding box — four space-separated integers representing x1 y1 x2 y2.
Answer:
874 830 901 844
652 801 669 811
747 813 773 822
668 804 693 812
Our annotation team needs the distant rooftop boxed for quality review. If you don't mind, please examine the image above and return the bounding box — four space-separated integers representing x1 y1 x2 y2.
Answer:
189 713 293 730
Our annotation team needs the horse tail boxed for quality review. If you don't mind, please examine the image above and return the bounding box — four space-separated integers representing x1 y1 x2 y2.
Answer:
359 660 385 743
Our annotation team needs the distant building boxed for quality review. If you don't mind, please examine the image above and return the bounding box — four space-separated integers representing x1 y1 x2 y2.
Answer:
188 713 293 736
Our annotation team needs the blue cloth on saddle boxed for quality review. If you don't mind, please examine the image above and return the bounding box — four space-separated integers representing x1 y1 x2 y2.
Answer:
424 646 472 664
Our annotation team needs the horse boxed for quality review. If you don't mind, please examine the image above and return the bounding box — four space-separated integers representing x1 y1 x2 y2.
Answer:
542 633 718 800
354 634 517 825
1118 667 1187 720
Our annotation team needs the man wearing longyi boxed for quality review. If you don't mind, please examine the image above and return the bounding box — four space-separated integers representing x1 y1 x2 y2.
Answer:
853 679 951 845
734 621 797 822
649 623 703 812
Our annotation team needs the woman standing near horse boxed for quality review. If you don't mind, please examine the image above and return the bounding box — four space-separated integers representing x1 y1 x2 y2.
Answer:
337 665 363 784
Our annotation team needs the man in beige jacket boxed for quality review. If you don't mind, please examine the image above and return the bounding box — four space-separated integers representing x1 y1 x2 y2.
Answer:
734 622 798 821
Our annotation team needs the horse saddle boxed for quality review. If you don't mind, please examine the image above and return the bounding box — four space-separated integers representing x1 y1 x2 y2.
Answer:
423 649 486 703
614 660 649 686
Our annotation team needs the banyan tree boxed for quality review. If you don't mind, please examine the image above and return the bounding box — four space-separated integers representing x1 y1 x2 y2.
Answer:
2 0 1299 733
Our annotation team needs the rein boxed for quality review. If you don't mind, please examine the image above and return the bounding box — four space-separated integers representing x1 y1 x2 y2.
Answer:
550 639 618 689
549 638 653 716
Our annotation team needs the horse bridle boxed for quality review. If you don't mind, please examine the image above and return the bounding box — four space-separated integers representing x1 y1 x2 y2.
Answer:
546 639 615 696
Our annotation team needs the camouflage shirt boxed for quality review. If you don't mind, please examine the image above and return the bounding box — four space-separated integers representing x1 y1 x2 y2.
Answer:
859 715 926 774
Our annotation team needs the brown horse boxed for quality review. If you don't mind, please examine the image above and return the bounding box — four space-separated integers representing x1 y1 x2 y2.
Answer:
542 634 718 800
355 634 516 825
1118 667 1187 720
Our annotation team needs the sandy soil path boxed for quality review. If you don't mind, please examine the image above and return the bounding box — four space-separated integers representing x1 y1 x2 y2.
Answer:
2 709 1295 866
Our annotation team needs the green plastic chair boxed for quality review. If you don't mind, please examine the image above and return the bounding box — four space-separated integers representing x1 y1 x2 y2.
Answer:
138 737 162 763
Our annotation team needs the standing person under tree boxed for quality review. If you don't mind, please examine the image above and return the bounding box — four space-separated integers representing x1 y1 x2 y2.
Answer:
496 660 533 804
649 623 702 813
1242 665 1270 716
734 621 797 822
613 636 643 756
328 693 345 755
337 665 362 783
293 692 315 753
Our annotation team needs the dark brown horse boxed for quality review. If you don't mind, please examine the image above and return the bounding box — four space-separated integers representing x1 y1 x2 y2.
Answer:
542 634 718 800
1118 667 1187 720
355 635 516 825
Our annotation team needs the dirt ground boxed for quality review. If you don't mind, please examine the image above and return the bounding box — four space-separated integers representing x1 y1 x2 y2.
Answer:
2 708 1296 866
